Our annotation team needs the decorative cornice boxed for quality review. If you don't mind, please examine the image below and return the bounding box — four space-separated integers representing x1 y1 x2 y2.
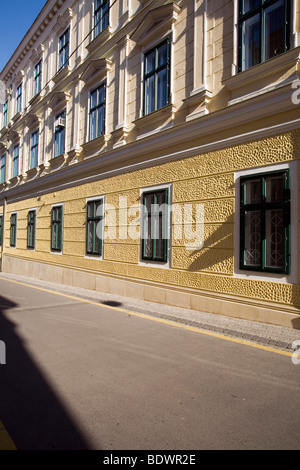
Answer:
48 90 70 113
1 0 64 81
24 112 41 129
80 58 112 86
131 3 180 46
52 7 74 36
29 44 45 64
12 69 24 85
7 129 21 142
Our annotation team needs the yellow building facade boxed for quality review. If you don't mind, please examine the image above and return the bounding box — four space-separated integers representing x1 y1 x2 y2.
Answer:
0 0 300 328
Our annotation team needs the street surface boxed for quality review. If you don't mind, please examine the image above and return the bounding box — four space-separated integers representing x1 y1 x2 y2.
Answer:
0 276 299 450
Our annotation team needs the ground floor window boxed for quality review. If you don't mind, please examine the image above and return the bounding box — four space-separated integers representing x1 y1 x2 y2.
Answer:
51 205 63 252
0 214 3 245
27 210 36 250
86 198 104 256
240 169 290 273
141 188 169 262
10 213 17 247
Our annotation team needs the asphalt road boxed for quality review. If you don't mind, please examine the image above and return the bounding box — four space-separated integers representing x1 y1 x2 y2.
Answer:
0 277 300 450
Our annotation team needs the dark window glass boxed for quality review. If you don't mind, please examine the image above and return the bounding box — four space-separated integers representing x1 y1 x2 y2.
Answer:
238 0 290 71
27 210 36 249
94 0 109 38
10 213 17 247
86 199 104 256
59 28 69 70
51 205 63 252
89 83 106 140
141 189 169 262
240 170 290 273
144 39 170 115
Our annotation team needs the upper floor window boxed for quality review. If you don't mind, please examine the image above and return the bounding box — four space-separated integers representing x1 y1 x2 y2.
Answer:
54 111 66 157
12 144 19 178
89 83 106 140
30 130 39 169
3 100 8 128
0 154 6 184
238 0 291 72
94 0 109 38
34 60 42 95
144 39 171 116
58 28 70 70
240 170 290 273
16 83 22 114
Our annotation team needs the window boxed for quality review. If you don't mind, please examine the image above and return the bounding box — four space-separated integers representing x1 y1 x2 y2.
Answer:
30 130 39 169
51 205 63 252
238 0 291 72
3 100 8 127
86 198 104 256
0 154 6 184
0 215 3 246
16 83 22 113
54 111 65 157
240 170 290 273
144 39 171 116
94 0 109 38
12 144 19 178
10 213 17 247
89 83 106 140
141 188 169 262
27 210 36 250
58 28 69 70
34 60 42 95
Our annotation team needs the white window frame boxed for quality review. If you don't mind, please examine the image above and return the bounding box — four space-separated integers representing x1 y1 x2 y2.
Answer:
50 203 64 254
234 161 298 283
139 183 172 268
87 79 107 142
139 33 174 119
27 207 37 251
85 195 105 260
10 211 18 248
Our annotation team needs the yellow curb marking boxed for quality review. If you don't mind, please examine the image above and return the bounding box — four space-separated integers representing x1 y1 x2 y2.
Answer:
0 275 293 358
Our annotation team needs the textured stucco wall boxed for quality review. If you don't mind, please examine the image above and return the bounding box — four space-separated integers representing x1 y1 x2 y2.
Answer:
1 129 300 310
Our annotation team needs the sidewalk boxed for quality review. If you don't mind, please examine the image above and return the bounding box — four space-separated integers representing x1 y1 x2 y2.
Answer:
1 272 300 352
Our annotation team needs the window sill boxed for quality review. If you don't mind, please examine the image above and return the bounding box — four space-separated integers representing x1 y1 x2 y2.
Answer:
133 104 176 136
82 134 108 158
86 27 111 54
183 86 212 121
12 111 23 123
0 125 8 138
8 176 21 188
50 153 69 172
225 46 300 106
28 92 42 107
53 65 70 84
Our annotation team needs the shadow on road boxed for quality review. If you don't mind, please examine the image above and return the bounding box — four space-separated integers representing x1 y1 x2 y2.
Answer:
0 295 92 450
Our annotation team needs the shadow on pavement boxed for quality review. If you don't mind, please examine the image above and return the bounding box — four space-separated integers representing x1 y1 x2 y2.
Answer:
0 295 92 450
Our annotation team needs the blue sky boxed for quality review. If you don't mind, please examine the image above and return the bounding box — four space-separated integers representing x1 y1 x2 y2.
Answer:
0 0 47 72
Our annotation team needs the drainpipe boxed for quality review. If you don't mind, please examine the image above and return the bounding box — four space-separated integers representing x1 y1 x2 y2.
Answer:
0 196 7 272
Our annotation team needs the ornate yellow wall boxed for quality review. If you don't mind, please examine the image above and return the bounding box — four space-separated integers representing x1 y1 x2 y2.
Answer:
1 128 300 324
